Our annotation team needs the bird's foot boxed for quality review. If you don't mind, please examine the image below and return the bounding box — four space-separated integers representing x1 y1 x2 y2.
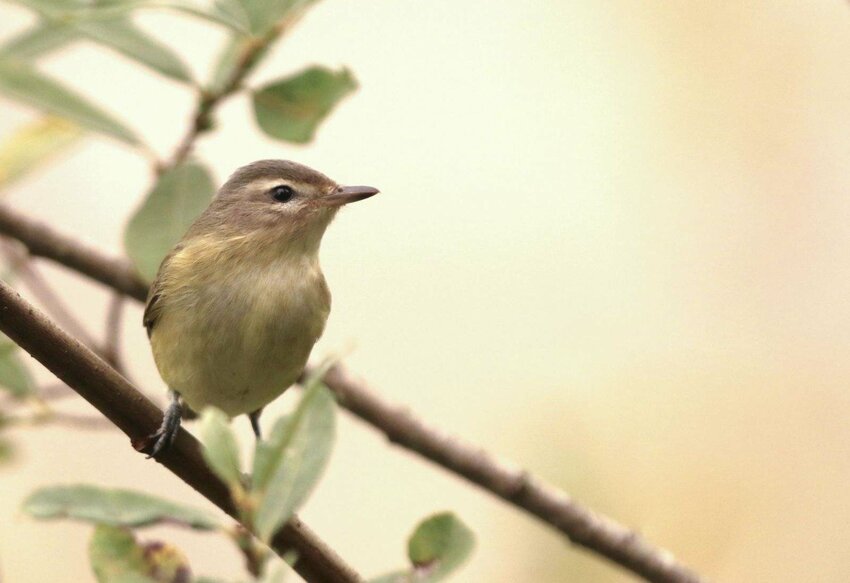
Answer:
134 391 182 458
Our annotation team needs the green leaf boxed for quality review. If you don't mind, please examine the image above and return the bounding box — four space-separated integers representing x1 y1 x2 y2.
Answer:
90 525 191 583
90 525 153 583
0 116 85 190
368 513 475 583
124 162 214 281
251 384 336 542
214 0 300 35
0 341 35 398
199 408 243 490
73 0 249 33
5 0 79 17
407 513 475 582
0 22 79 60
0 11 192 82
207 35 242 95
161 0 249 34
74 18 192 82
0 56 139 145
209 0 252 34
252 66 357 144
23 484 220 530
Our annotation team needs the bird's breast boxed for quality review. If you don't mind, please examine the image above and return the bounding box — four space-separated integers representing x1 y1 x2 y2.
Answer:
150 249 331 416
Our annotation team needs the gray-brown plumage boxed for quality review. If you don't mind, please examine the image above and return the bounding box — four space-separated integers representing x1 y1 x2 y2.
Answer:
141 160 378 456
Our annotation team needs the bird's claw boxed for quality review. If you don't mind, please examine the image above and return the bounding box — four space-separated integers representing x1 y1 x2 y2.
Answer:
135 391 183 459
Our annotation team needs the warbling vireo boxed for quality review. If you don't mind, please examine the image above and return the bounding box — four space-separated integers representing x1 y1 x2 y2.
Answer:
141 159 378 456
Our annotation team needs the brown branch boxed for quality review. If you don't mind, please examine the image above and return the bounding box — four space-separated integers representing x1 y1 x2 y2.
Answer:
318 366 705 583
2 241 100 350
0 202 707 583
0 205 148 301
0 281 360 583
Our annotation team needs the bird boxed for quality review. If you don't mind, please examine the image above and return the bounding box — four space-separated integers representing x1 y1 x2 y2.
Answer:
140 159 378 457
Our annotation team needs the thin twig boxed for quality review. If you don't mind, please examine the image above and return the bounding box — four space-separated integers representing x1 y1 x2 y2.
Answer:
0 281 361 583
0 202 707 583
1 240 99 349
163 18 297 171
101 291 127 374
0 205 148 301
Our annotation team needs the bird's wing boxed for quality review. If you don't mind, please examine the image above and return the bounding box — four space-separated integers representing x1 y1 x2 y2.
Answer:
143 244 181 338
143 279 163 338
142 288 161 338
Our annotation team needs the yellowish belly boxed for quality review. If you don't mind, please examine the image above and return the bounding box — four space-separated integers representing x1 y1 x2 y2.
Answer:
150 264 330 417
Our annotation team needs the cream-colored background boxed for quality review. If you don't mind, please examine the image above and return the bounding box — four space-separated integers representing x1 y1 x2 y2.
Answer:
3 1 850 581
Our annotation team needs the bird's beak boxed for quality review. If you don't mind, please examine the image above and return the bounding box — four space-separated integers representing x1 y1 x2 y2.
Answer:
321 185 380 207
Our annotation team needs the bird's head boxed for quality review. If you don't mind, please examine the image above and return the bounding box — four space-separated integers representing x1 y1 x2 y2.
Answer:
198 159 379 254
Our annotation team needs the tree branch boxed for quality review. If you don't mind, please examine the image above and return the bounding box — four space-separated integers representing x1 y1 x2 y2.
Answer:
0 281 360 583
0 202 707 583
2 240 100 350
0 205 148 301
317 365 704 583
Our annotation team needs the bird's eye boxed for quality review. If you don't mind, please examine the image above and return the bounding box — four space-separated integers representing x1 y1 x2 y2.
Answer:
270 184 295 202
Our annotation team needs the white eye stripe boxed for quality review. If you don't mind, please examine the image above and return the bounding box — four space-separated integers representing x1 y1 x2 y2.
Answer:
252 178 311 192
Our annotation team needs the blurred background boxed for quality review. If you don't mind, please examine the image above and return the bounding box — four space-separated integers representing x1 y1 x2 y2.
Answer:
3 0 850 581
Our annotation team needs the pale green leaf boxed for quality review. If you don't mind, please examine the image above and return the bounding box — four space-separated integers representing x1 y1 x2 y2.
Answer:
160 0 249 33
199 407 243 489
207 35 242 95
75 18 192 82
1 14 193 82
0 56 139 145
73 0 250 33
0 341 35 398
90 525 154 583
219 0 321 35
0 22 79 60
4 0 79 17
238 0 297 35
252 66 357 144
0 116 84 190
23 484 220 530
124 161 214 281
368 514 475 583
407 513 475 582
252 384 336 542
